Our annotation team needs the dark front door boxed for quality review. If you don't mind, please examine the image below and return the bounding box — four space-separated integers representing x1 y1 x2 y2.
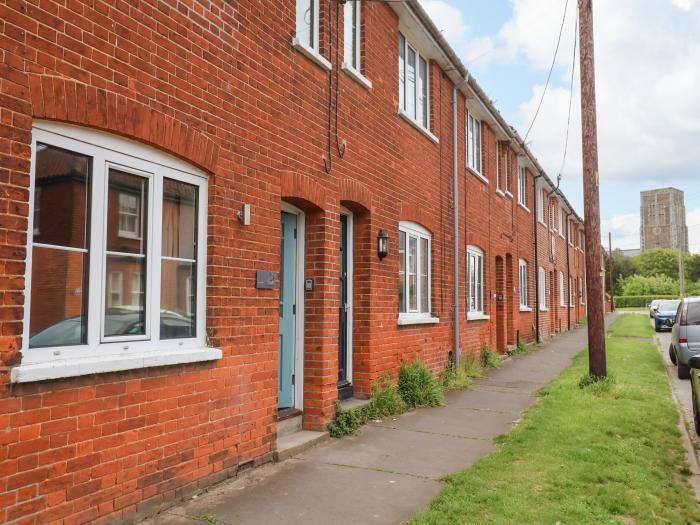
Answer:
338 214 353 399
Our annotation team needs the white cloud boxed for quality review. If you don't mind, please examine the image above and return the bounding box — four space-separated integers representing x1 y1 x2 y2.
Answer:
672 0 695 11
506 0 700 189
602 213 640 249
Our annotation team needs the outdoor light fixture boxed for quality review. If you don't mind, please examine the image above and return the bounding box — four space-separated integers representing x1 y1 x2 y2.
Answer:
377 230 389 260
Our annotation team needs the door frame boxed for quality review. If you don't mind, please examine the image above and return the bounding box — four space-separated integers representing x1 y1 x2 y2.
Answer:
340 206 353 386
281 201 305 411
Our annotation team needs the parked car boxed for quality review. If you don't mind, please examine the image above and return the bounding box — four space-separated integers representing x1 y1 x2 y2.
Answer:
649 299 663 318
654 299 681 332
669 297 700 379
688 354 700 435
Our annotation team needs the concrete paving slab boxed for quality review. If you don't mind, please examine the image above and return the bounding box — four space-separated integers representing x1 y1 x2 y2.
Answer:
147 459 441 525
299 424 495 479
445 387 536 414
372 405 518 440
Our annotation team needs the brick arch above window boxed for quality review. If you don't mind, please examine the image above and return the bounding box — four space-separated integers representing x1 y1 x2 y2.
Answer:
340 178 373 213
399 202 435 235
27 75 220 175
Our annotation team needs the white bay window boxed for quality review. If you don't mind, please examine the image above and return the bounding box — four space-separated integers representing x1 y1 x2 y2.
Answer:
14 122 217 383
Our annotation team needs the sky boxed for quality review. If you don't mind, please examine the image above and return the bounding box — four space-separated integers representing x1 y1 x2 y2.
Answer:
420 0 700 252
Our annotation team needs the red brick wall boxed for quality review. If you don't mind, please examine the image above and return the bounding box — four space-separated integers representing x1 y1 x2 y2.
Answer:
0 1 586 523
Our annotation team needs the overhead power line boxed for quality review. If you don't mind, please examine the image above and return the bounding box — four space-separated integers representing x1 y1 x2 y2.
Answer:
558 12 578 178
523 0 570 144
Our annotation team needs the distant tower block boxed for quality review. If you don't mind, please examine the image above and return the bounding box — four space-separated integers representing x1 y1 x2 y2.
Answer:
640 188 689 253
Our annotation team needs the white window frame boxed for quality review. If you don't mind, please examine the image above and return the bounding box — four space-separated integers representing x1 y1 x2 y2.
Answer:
559 205 565 238
398 221 436 325
517 165 528 209
15 121 218 383
467 246 487 320
519 259 530 310
296 0 320 53
569 276 574 307
579 277 584 304
537 188 546 224
398 33 430 132
467 112 482 175
559 271 566 307
504 150 512 196
538 267 547 311
344 0 361 72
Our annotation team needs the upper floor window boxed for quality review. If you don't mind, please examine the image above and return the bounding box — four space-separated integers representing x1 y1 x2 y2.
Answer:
23 123 210 373
467 246 484 316
504 150 512 195
517 166 528 208
297 0 320 52
398 33 429 129
579 277 584 304
519 259 529 309
569 276 574 307
398 222 432 319
537 188 545 223
559 206 565 236
344 0 361 71
550 199 557 230
467 113 482 174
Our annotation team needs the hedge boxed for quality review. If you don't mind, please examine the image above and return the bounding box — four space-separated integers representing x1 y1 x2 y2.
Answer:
613 295 678 308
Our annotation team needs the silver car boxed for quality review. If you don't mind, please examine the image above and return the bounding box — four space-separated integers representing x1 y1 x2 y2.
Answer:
670 297 700 379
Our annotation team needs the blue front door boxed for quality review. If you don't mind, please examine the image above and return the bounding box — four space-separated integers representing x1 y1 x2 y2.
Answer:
279 212 297 409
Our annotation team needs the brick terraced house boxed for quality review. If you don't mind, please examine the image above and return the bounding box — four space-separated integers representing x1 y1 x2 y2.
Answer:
0 0 587 523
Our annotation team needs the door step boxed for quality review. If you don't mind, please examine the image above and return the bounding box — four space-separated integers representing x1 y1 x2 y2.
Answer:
277 413 303 438
274 430 329 463
338 396 371 412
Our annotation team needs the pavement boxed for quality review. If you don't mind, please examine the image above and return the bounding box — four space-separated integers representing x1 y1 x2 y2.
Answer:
142 321 602 525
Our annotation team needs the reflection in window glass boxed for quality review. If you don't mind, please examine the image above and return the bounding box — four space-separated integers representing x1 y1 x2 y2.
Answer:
105 170 148 337
408 236 418 311
161 179 198 339
29 144 91 348
406 46 416 119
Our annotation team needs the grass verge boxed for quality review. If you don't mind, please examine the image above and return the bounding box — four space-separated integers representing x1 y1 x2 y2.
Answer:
607 312 655 338
410 318 699 524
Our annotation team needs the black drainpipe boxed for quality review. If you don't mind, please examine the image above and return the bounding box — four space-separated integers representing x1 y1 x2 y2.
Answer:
533 174 542 344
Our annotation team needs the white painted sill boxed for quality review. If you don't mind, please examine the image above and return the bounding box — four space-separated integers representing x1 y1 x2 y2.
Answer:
397 315 440 326
504 191 513 199
539 306 549 312
518 203 531 213
291 37 332 72
467 312 490 321
519 306 533 312
341 63 372 90
11 346 222 383
467 168 489 185
397 109 439 144
496 189 505 197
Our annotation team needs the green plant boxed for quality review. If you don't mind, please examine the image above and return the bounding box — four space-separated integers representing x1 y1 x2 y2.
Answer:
480 344 501 369
578 373 616 396
612 294 677 308
191 515 217 524
327 374 406 438
441 354 482 390
398 359 445 409
507 339 529 357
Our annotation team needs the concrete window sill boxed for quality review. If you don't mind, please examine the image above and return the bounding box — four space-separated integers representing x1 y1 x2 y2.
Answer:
341 63 372 90
468 168 489 185
519 306 533 312
11 347 222 383
397 109 440 144
291 37 332 72
397 315 440 326
467 313 491 321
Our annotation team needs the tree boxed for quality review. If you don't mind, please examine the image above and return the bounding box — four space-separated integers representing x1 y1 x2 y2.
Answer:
619 274 679 296
634 248 693 280
610 250 638 294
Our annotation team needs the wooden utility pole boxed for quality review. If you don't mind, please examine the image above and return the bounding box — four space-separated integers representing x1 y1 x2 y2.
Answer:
608 232 614 311
579 0 606 378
